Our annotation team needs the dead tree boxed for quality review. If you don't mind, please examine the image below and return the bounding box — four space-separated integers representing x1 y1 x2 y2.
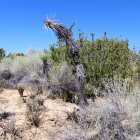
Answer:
44 20 88 106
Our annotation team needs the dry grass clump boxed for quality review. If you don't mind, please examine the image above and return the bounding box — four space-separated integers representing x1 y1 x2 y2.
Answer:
97 107 127 140
48 62 79 103
0 76 14 89
0 54 50 89
28 92 36 100
61 80 139 140
34 84 44 95
26 102 42 127
0 54 42 74
127 85 140 137
29 85 46 106
34 95 46 106
63 106 128 140
0 116 21 140
66 106 96 130
95 80 137 140
49 62 75 86
61 104 98 140
26 85 46 127
60 126 87 140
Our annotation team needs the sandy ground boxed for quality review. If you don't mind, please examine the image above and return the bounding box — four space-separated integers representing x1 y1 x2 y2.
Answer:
0 89 78 140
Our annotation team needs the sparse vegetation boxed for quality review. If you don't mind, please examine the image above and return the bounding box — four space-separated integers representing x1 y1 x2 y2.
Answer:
0 48 6 62
26 102 42 127
0 116 21 140
62 81 139 140
0 19 140 140
25 85 46 128
35 95 46 106
17 84 24 97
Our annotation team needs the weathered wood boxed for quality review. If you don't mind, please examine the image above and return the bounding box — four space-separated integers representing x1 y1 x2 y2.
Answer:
44 20 88 106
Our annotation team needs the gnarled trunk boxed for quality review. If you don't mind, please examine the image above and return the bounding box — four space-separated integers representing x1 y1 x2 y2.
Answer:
44 20 88 106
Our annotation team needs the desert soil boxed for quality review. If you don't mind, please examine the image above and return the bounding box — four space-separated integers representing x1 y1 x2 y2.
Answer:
0 89 78 140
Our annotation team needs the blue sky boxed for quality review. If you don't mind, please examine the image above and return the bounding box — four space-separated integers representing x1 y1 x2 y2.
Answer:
0 0 140 54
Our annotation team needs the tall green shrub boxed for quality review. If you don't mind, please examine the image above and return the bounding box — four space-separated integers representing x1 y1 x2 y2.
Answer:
80 37 132 86
49 35 132 87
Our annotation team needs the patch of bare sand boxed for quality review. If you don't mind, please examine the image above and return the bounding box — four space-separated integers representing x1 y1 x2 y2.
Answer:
0 89 78 140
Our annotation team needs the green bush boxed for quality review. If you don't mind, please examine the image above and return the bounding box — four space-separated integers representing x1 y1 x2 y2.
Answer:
50 43 73 64
81 38 132 86
49 35 133 87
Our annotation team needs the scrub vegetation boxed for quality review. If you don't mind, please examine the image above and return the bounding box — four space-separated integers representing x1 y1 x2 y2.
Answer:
0 21 140 140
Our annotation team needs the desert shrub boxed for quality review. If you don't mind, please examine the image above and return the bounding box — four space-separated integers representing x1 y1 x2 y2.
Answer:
93 80 140 138
49 62 75 85
26 85 46 127
0 116 21 139
62 105 98 140
0 57 13 72
50 44 73 64
34 95 46 106
40 51 48 64
98 108 127 140
11 71 27 84
0 78 14 89
50 36 133 88
97 89 128 140
0 53 50 89
26 100 42 127
39 50 51 78
81 38 132 87
0 70 12 80
0 54 43 75
28 93 36 100
35 84 43 95
12 54 42 75
27 84 46 106
66 106 96 130
127 85 140 136
0 69 27 88
17 84 24 97
7 53 25 58
84 83 97 100
48 62 79 103
61 126 87 140
61 81 137 140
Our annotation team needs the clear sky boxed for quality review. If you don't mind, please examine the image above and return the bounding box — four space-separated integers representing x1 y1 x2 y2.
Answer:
0 0 140 54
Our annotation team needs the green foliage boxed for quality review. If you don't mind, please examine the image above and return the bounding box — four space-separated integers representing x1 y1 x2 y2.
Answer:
50 43 73 64
40 50 48 64
80 37 132 86
50 34 133 87
7 53 24 59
